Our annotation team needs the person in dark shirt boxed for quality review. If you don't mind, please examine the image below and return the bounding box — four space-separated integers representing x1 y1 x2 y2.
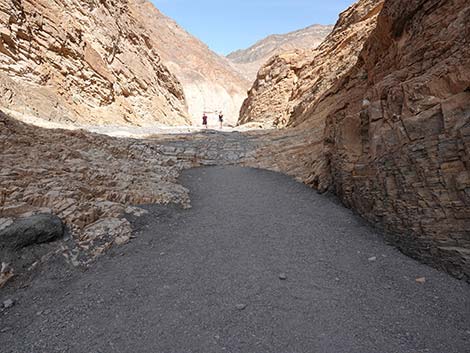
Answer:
202 113 208 128
218 111 224 129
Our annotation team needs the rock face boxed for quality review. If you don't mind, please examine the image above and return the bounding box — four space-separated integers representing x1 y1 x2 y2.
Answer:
0 0 191 126
239 0 382 127
321 0 470 279
243 0 470 280
133 1 250 126
227 24 333 82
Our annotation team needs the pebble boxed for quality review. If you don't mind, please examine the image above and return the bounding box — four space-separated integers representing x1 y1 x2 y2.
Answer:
0 327 12 333
2 299 14 309
235 304 247 311
368 256 377 262
416 277 426 284
279 273 287 280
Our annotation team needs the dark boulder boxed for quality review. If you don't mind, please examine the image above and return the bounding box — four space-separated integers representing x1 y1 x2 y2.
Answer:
0 214 64 250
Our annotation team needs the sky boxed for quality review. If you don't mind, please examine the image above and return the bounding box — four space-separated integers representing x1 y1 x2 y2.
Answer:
151 0 356 55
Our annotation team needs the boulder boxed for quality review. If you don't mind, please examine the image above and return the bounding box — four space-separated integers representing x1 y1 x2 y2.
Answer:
0 214 64 250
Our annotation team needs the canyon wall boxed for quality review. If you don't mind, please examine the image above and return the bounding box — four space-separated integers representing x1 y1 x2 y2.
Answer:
134 1 250 126
239 0 383 128
323 0 470 279
0 0 191 126
248 0 470 280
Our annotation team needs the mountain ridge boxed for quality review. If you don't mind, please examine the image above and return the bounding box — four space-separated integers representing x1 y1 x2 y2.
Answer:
227 24 333 81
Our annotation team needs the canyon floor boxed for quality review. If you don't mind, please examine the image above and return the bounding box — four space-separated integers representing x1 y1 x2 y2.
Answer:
1 167 469 353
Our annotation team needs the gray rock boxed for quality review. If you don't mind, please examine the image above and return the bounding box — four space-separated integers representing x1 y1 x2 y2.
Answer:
279 273 288 280
0 214 64 250
235 304 247 311
3 299 14 309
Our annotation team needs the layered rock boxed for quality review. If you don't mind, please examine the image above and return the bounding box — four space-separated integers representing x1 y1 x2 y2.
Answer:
0 0 191 126
0 110 190 268
239 0 383 128
0 109 261 280
227 24 333 82
320 0 470 279
133 1 250 126
245 0 470 279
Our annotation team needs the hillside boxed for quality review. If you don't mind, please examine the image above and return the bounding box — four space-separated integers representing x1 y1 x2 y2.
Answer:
227 24 333 81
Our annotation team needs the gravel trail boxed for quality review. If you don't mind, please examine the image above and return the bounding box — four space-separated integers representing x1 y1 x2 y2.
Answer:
1 167 469 353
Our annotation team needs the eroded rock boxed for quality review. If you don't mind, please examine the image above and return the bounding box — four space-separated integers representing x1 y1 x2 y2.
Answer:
242 0 470 281
0 0 189 126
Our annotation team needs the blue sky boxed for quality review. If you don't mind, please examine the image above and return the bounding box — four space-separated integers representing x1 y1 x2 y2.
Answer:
151 0 356 55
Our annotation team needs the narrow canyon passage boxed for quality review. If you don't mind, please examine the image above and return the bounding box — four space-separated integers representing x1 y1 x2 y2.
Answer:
1 167 469 353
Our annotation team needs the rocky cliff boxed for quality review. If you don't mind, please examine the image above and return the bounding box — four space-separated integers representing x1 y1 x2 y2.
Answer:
239 0 382 128
0 0 191 126
321 0 470 279
245 0 470 280
227 24 333 82
134 2 250 126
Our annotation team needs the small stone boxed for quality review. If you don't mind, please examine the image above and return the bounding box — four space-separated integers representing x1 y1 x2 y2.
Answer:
279 273 287 280
3 299 14 309
0 327 12 333
235 304 247 311
368 256 377 262
416 277 426 284
114 235 130 246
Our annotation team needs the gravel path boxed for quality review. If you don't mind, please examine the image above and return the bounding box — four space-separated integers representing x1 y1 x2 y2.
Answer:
1 167 469 353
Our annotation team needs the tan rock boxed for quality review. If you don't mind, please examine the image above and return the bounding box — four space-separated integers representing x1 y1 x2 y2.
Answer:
133 1 250 126
239 0 383 128
0 0 189 126
243 0 470 281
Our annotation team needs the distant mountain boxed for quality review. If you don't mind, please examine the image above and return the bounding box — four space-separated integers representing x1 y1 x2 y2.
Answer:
227 24 333 81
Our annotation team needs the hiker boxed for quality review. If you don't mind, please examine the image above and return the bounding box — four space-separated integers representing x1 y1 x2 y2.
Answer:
202 113 208 129
218 111 224 129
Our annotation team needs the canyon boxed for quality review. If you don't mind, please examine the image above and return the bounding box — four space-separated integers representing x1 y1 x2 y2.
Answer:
1 0 469 299
240 0 470 279
1 0 470 349
0 0 250 127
